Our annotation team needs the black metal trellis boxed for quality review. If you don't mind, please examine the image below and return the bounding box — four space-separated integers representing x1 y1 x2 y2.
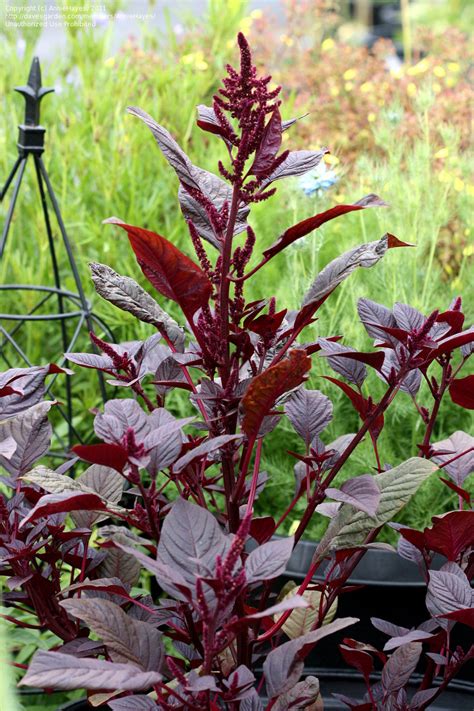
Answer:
0 57 113 454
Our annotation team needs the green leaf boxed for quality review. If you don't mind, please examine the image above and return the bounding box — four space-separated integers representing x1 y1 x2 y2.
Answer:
318 458 437 555
274 586 338 639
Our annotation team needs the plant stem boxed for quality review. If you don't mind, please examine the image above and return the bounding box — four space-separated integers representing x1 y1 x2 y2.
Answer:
420 361 449 453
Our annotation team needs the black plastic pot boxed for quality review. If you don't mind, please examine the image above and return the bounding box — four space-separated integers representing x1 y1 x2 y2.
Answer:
278 539 474 686
59 673 474 711
262 670 474 710
58 701 110 711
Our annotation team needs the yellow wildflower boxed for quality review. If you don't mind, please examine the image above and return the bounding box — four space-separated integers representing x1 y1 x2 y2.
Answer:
406 58 430 75
407 82 417 97
330 85 340 97
447 62 460 73
368 112 376 122
434 148 449 159
343 68 357 81
325 154 340 165
280 34 294 47
464 245 474 257
360 81 373 93
454 177 465 192
322 38 335 52
438 170 451 183
345 81 354 92
433 66 446 78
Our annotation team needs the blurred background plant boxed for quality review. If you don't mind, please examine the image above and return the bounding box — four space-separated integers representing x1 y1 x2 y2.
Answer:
0 0 472 613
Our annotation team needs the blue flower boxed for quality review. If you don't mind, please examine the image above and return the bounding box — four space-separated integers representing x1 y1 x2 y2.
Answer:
299 163 339 196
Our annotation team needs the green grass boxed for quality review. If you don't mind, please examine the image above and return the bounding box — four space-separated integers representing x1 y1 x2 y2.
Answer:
1 3 472 537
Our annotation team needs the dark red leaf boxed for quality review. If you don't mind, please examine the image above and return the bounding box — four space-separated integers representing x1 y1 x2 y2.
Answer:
323 376 384 440
72 443 128 473
339 644 374 680
440 608 474 628
436 309 464 335
431 328 474 358
241 350 311 437
397 527 426 552
104 219 212 317
439 478 471 505
244 309 287 338
263 194 387 260
249 516 276 544
20 492 107 528
386 234 414 248
196 120 226 138
449 375 474 410
423 511 474 560
251 107 282 175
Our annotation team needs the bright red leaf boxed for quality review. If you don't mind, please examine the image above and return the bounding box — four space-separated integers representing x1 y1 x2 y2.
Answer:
72 443 128 473
105 219 212 317
241 349 311 437
449 375 474 410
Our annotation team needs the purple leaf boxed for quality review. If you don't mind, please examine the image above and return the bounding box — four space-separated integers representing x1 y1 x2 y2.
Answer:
157 498 231 589
116 543 189 602
393 303 425 332
302 234 407 309
285 388 333 446
326 475 381 516
317 339 367 386
245 537 294 583
381 642 422 694
0 436 16 459
127 106 199 189
246 595 309 619
263 617 358 697
60 598 164 671
65 351 114 371
426 562 472 627
262 149 327 186
71 465 124 529
99 544 142 589
0 365 68 418
371 618 410 638
94 399 149 445
410 688 439 710
109 697 157 711
432 431 474 486
89 263 185 349
357 298 397 343
173 434 242 473
178 166 250 249
273 676 321 711
19 650 162 691
0 401 54 478
383 629 434 651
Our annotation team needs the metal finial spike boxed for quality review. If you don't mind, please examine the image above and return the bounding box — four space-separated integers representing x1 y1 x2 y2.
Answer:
14 56 54 127
27 57 42 92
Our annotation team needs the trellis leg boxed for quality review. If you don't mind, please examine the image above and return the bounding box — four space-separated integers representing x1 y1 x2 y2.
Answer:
0 156 28 258
36 157 108 404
